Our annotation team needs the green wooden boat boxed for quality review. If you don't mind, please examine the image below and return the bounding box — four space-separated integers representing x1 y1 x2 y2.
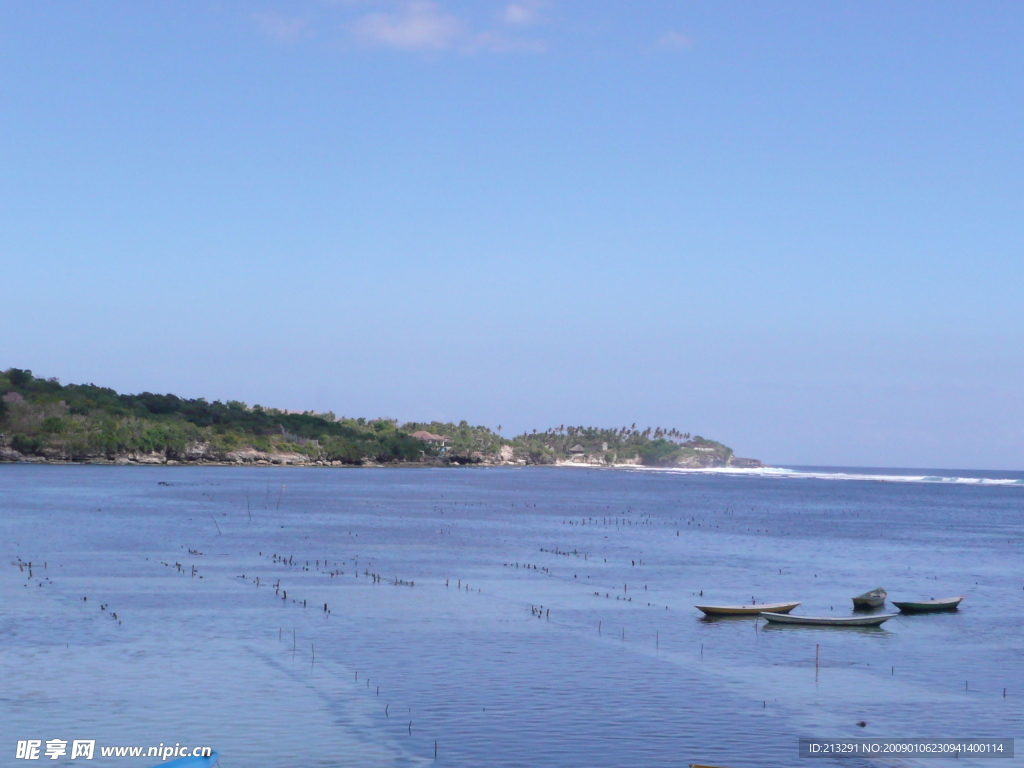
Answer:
891 596 964 613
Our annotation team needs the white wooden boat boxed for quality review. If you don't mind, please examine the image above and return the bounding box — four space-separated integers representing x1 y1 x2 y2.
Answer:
695 601 800 616
891 596 964 613
852 587 887 609
759 611 897 627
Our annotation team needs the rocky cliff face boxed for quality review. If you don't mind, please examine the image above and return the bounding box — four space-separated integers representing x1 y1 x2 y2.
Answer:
0 446 28 462
727 456 763 468
672 453 764 469
0 444 321 466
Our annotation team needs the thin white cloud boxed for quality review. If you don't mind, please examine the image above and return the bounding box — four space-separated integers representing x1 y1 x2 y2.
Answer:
654 30 693 50
349 0 547 53
253 11 309 43
351 1 464 51
502 1 544 27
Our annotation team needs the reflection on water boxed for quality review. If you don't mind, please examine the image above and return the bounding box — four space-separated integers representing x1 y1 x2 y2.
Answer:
0 465 1021 768
758 623 891 635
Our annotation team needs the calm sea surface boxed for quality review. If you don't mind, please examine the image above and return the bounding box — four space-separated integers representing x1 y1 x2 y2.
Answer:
1 465 1022 768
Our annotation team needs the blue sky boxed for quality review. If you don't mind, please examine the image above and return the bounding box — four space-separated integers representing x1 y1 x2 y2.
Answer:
2 2 1022 468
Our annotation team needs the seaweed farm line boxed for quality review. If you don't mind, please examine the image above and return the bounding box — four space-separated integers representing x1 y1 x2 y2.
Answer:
1 465 1022 768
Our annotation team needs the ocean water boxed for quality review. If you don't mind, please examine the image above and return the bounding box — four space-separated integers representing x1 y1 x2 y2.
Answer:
1 464 1021 768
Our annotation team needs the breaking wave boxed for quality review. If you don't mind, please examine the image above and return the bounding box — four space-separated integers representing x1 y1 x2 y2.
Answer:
613 464 1024 486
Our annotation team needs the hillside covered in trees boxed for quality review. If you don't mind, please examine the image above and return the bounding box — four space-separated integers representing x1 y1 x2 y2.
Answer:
0 368 759 468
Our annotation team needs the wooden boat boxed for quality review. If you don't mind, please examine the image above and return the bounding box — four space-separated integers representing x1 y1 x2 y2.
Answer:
891 596 964 613
852 587 887 609
760 612 896 627
695 601 800 616
149 751 219 768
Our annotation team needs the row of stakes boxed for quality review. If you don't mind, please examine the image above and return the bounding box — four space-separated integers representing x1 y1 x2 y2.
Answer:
181 544 1018 704
279 627 440 759
11 532 1015 766
16 544 1017 701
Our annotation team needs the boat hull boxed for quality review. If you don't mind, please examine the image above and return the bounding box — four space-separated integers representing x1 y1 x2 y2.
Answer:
852 597 886 609
696 601 800 616
852 588 887 610
891 597 964 613
760 612 897 627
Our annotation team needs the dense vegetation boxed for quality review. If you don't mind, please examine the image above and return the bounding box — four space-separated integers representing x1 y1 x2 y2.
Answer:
511 424 732 467
0 368 737 467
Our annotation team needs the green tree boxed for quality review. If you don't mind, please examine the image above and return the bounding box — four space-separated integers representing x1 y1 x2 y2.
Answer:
8 368 33 388
41 416 65 434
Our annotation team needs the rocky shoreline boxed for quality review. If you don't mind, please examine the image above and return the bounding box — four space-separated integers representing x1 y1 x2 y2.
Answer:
0 444 764 469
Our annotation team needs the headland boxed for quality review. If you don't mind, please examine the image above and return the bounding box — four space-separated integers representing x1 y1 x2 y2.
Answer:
0 367 762 469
